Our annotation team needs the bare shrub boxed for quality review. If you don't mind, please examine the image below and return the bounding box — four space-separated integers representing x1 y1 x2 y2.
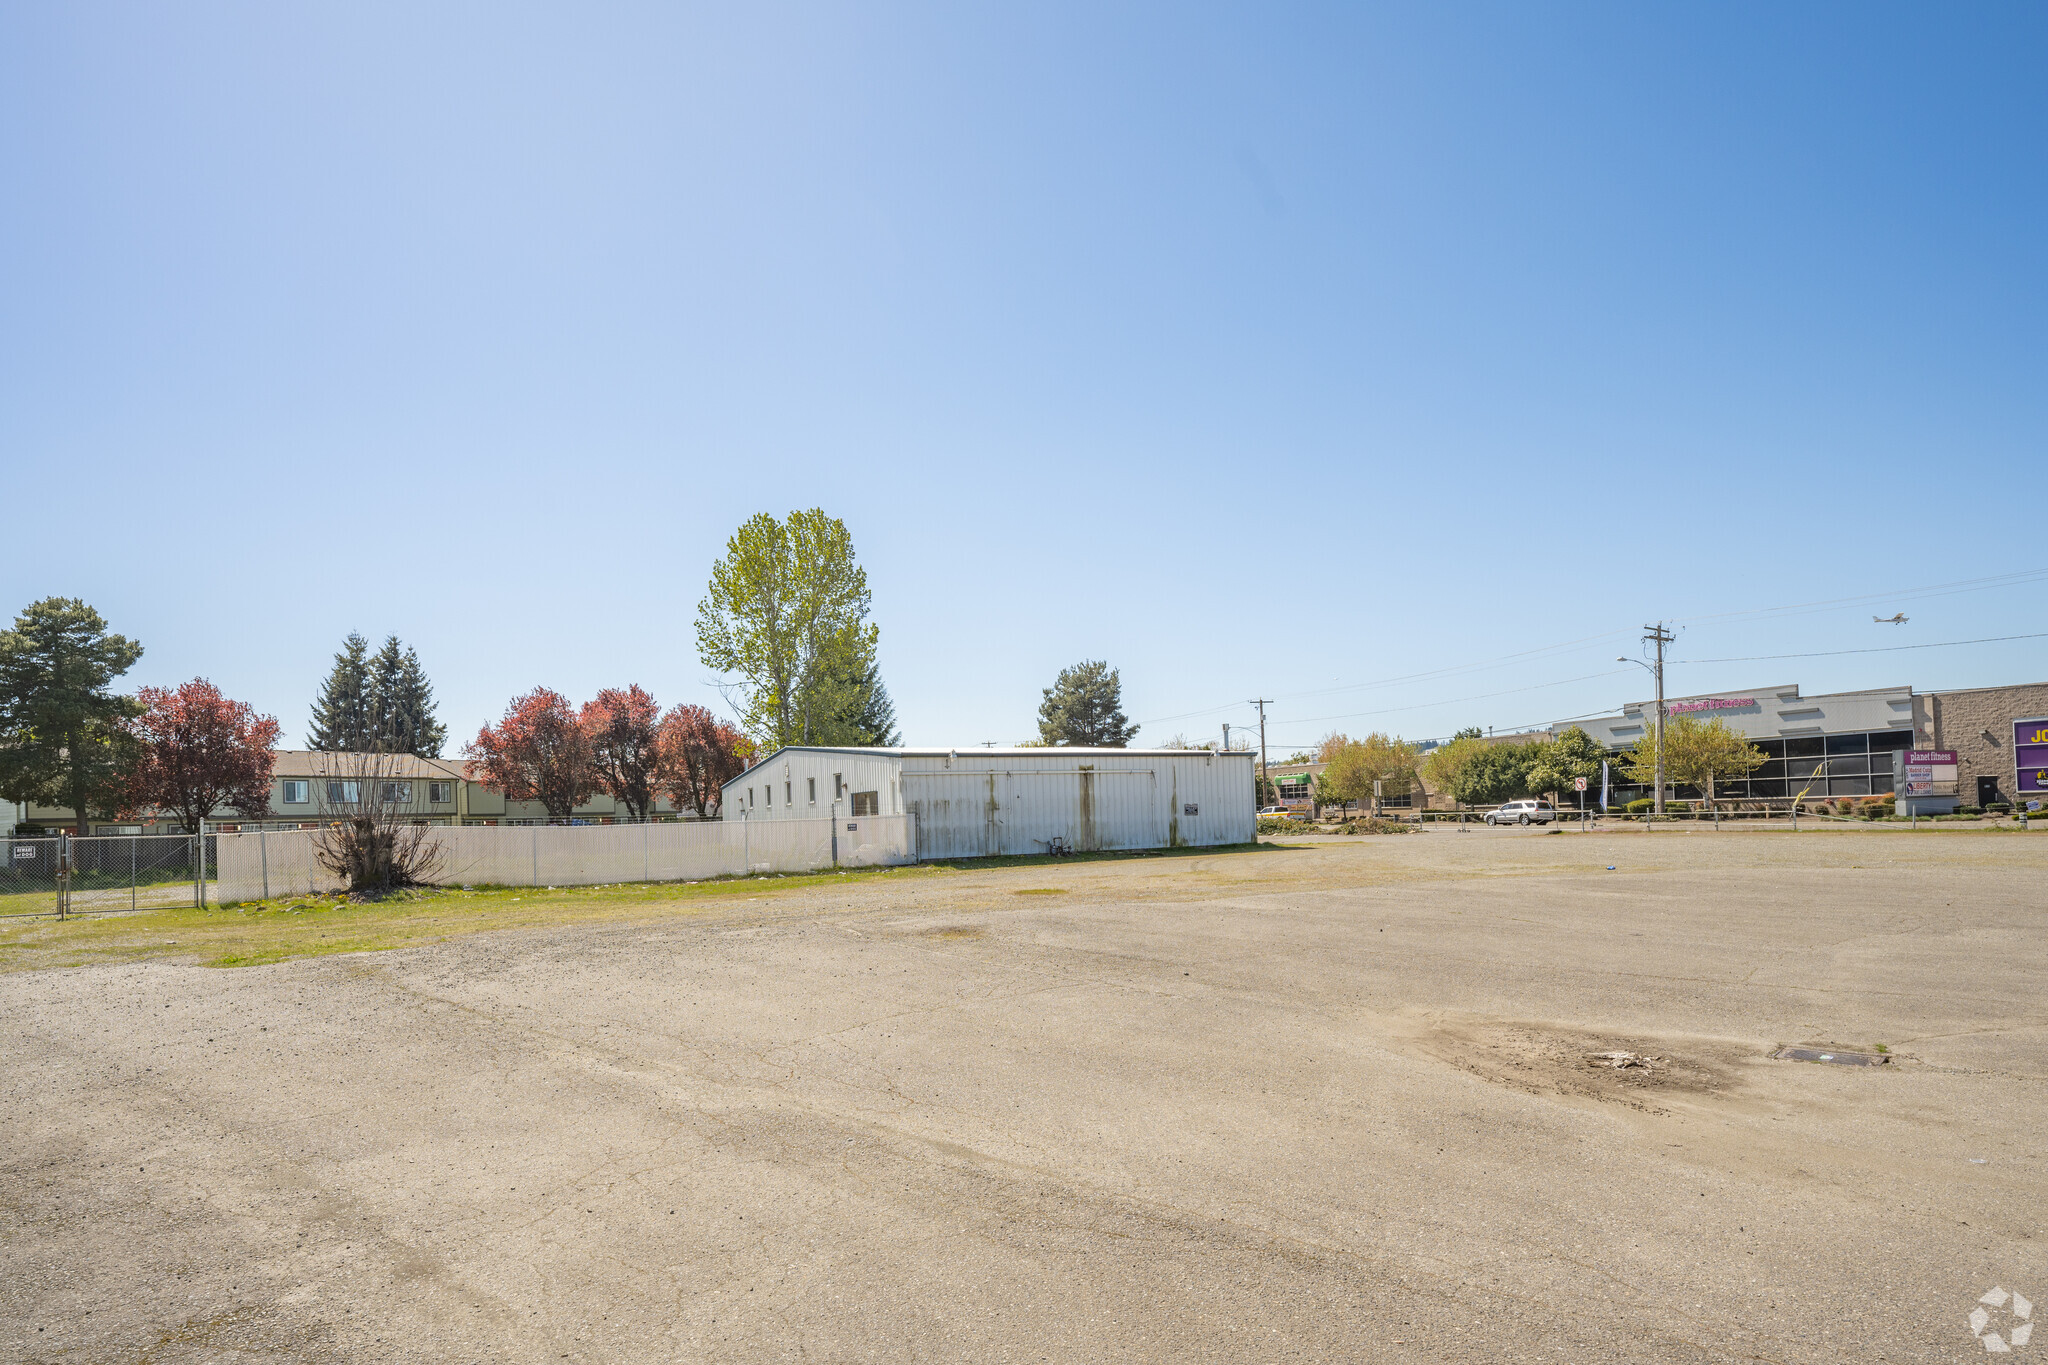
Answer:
307 752 445 896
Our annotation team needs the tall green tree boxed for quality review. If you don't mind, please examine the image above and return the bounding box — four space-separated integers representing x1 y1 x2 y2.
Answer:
696 510 880 747
1447 740 1542 807
308 632 374 751
309 632 445 755
1419 735 1487 806
0 598 144 829
1619 715 1765 812
369 636 446 757
1036 660 1139 747
1524 726 1607 801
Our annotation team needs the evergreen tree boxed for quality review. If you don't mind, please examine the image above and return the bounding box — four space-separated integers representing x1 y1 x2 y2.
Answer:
796 656 901 747
0 597 144 828
1036 660 1139 748
367 636 446 757
307 632 374 751
391 644 446 756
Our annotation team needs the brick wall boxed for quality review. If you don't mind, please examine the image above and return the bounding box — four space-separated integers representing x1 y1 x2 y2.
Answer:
1924 682 2048 806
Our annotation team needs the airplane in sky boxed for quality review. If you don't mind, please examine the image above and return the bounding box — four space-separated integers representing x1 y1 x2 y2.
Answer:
1874 613 1908 624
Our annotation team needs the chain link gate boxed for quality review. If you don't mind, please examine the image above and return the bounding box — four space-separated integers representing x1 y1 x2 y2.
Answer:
0 832 212 918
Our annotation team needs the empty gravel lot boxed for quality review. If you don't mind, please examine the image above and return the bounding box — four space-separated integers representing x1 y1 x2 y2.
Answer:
4 828 2046 1363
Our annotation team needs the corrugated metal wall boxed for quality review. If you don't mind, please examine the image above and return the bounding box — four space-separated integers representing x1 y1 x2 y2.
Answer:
902 752 1255 858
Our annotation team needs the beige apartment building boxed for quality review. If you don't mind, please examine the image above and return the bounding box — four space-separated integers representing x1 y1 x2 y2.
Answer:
15 750 714 834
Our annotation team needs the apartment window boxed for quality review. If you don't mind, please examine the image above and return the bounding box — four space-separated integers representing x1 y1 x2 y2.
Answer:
382 782 412 804
807 777 816 804
326 781 359 804
281 780 308 805
851 790 879 816
429 781 452 803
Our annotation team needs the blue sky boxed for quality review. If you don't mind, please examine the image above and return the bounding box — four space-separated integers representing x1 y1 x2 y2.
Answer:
3 3 2043 756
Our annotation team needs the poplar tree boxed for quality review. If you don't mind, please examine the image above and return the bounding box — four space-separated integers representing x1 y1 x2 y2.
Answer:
696 509 880 747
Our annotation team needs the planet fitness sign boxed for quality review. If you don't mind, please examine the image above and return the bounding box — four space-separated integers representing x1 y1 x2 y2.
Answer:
2016 717 2048 796
1667 697 1756 714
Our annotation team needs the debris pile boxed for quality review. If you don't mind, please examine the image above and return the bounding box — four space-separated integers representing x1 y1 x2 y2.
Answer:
1586 1050 1664 1070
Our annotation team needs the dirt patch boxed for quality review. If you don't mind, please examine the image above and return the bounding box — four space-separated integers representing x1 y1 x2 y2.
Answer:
1404 1016 1743 1113
920 924 987 939
1012 888 1068 896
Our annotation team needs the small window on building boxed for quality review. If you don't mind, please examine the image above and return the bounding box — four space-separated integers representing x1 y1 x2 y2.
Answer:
834 773 843 798
851 790 879 816
807 777 816 804
382 782 411 804
282 780 308 805
785 781 792 806
748 786 755 807
429 781 452 803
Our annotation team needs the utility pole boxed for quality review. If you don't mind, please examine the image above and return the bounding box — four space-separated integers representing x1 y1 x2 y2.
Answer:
1643 622 1674 816
1250 699 1273 804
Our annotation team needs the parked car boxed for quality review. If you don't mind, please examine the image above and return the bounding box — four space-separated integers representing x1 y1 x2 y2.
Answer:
1485 800 1557 826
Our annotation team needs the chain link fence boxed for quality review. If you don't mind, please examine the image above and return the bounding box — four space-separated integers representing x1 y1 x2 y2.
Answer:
0 833 213 918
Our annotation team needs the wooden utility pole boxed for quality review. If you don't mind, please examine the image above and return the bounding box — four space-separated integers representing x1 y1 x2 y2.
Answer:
1643 623 1674 815
1251 699 1273 805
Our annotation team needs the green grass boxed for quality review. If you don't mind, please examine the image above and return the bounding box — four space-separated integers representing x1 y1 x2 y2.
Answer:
0 863 944 973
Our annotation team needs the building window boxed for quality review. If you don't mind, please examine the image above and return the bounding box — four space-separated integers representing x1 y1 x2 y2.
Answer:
748 787 755 808
382 782 412 803
429 781 452 803
851 791 879 816
833 773 843 798
282 780 308 805
785 781 792 806
326 781 359 804
807 777 816 804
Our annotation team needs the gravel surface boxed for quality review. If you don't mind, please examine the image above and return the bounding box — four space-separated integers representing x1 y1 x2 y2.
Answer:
4 828 2044 1362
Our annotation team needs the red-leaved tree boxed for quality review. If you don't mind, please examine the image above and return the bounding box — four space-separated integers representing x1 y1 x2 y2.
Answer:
581 685 662 820
120 679 281 833
656 704 754 817
465 687 594 821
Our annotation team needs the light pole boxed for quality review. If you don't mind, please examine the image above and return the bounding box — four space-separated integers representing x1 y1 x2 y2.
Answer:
1618 655 1666 816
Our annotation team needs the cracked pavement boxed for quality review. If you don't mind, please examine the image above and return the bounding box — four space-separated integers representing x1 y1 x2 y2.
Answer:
4 829 2045 1362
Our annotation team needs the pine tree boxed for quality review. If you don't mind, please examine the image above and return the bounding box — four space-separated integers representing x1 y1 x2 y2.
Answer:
307 632 373 751
849 667 901 747
365 636 445 757
1036 660 1139 747
387 644 446 757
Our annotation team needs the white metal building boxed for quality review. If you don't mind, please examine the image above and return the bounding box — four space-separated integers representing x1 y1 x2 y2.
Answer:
722 747 1257 857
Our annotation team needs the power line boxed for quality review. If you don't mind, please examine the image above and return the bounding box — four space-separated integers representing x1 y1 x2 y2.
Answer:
1679 630 2048 665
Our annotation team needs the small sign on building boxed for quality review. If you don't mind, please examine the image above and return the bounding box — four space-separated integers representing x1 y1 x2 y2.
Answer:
1183 803 1199 817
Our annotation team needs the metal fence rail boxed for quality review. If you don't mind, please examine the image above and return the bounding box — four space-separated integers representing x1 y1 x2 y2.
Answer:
212 815 918 905
0 833 212 918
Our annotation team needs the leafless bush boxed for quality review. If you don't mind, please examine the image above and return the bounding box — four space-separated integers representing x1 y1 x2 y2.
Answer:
307 752 445 896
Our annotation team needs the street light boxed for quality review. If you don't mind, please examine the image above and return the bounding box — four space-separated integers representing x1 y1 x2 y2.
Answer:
1618 655 1665 815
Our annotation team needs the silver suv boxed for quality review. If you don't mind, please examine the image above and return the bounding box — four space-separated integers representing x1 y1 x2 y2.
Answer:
1486 799 1557 827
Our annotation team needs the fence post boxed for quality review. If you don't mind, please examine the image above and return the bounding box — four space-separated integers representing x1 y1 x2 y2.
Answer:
130 836 137 913
197 819 207 909
260 828 270 901
56 831 70 920
532 825 539 887
643 819 650 883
